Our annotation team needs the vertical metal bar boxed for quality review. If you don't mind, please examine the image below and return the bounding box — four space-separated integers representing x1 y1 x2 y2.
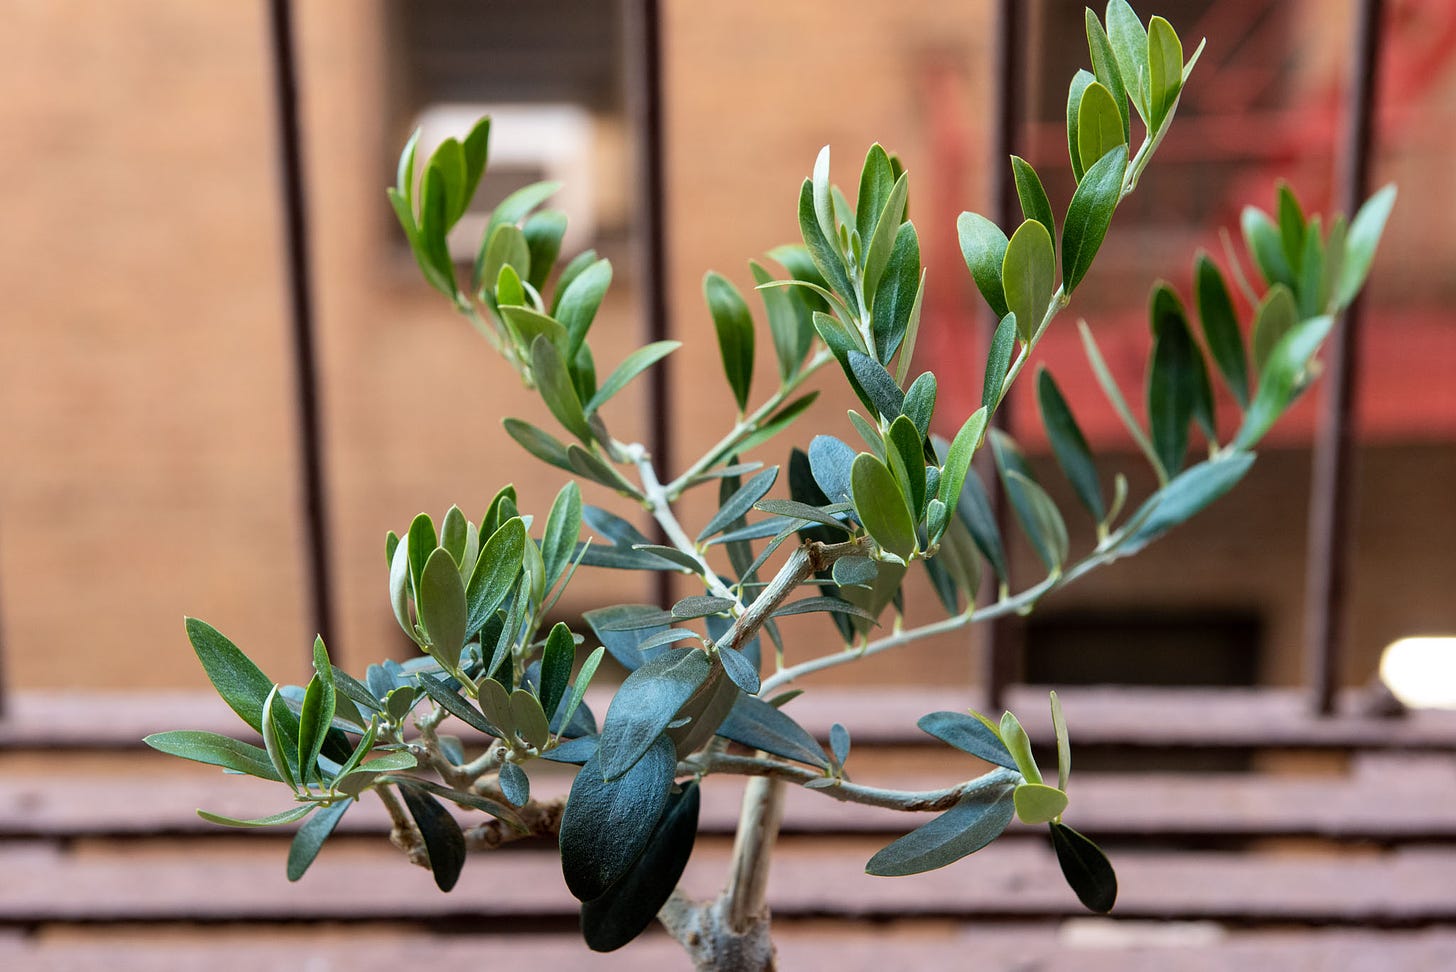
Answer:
981 0 1021 710
267 0 337 655
1304 0 1385 716
625 0 675 609
0 531 8 716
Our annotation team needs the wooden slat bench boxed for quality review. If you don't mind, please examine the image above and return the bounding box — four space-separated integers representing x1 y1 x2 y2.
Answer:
3 688 1455 968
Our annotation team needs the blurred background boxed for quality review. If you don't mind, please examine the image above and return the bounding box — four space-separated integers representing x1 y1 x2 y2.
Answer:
1 0 1454 968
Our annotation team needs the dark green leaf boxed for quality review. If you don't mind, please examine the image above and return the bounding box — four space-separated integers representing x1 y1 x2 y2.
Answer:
1146 15 1184 132
417 164 457 294
559 734 676 901
992 432 1067 573
1037 369 1104 520
598 649 711 779
671 595 736 620
955 466 1008 583
832 556 878 588
902 372 937 439
851 452 918 560
1147 285 1199 475
865 786 1016 876
1085 9 1130 142
522 209 567 291
576 543 684 572
1010 156 1056 246
719 646 759 694
440 506 468 566
847 408 886 460
466 517 525 635
397 783 467 892
771 596 879 623
1251 283 1298 372
551 249 599 313
1194 253 1250 406
499 762 530 806
297 662 335 784
1065 69 1096 183
184 618 273 734
1242 206 1295 289
197 805 314 829
751 260 812 381
848 351 905 422
808 434 858 505
580 781 700 953
542 482 583 590
1122 451 1255 554
510 689 551 749
1050 822 1118 913
698 467 779 542
418 547 468 669
143 730 282 782
594 605 674 632
957 212 1010 319
1077 81 1125 174
982 312 1017 410
885 415 927 518
586 341 680 415
930 512 981 611
531 335 593 444
487 179 561 238
1335 183 1396 310
416 672 497 735
1296 214 1326 318
1105 0 1150 121
629 544 703 574
540 622 577 724
1277 182 1307 278
716 694 829 768
502 417 574 472
474 222 528 296
797 179 854 307
754 499 854 533
703 271 756 411
1237 313 1334 449
1061 144 1128 294
560 646 606 735
586 604 673 670
499 305 566 353
1003 220 1056 344
918 711 1017 770
855 144 896 248
555 258 612 357
287 799 350 881
829 723 852 767
862 172 910 305
567 444 640 496
869 222 921 364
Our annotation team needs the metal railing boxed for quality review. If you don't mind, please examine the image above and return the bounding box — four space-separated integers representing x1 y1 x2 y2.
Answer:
0 0 1385 716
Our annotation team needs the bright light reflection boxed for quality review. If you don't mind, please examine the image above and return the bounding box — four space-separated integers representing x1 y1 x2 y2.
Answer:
1380 637 1456 709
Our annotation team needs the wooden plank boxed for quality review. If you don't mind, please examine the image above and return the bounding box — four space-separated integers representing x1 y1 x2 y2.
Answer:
5 840 1456 925
8 764 1456 842
6 926 1456 972
6 687 1454 752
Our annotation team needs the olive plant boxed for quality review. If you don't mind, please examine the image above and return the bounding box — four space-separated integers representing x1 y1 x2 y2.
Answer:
149 2 1394 967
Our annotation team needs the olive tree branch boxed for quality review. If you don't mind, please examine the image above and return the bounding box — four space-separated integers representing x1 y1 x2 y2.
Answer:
694 752 1021 813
